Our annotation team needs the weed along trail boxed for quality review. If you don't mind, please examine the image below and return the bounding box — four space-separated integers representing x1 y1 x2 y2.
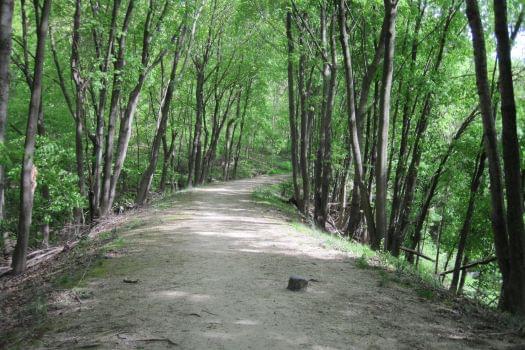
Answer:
10 176 520 349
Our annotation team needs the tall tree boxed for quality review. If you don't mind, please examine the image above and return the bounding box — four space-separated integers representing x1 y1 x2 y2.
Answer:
286 10 301 207
465 0 513 313
493 0 525 315
375 0 398 250
0 0 14 239
136 14 193 204
70 0 86 223
11 0 52 274
337 0 377 245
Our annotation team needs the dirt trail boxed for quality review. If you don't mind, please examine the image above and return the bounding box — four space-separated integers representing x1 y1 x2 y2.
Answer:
20 176 519 349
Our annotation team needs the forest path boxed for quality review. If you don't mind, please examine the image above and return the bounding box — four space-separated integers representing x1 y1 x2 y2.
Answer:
33 175 513 349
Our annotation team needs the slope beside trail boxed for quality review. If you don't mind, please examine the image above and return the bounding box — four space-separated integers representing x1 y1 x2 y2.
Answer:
17 175 521 349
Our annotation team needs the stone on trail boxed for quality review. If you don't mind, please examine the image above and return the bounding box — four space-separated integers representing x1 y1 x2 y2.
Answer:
123 278 139 284
287 275 308 291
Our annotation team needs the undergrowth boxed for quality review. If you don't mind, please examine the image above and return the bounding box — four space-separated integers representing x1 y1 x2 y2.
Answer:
0 222 132 348
252 182 458 303
252 181 525 330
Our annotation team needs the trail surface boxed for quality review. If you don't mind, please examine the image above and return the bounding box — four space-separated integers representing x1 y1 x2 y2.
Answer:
26 176 518 349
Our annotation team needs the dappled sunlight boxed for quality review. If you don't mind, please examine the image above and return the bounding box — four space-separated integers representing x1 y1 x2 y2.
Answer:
312 346 341 350
237 248 265 254
191 230 258 238
196 187 244 193
23 176 511 350
153 290 212 302
234 319 259 326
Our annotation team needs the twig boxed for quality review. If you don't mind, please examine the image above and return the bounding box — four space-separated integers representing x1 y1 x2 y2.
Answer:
117 333 178 346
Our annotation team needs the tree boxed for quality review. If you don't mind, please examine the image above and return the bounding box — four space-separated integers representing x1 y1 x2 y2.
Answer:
286 10 301 207
465 0 522 315
337 0 376 245
12 0 52 274
493 0 525 315
375 0 398 250
0 0 14 242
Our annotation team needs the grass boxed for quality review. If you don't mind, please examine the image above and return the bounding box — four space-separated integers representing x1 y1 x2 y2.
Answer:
252 181 447 301
52 242 116 289
252 183 299 217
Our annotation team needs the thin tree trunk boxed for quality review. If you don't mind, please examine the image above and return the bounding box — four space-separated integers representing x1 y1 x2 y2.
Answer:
92 0 121 217
318 10 337 228
200 86 236 184
223 98 239 181
104 0 172 213
375 0 398 250
71 0 86 224
407 109 478 259
286 11 301 206
100 0 134 215
457 254 469 295
337 0 376 243
298 22 310 214
465 0 511 313
0 0 14 240
12 0 52 274
159 129 176 192
450 149 485 293
188 68 205 187
435 201 446 274
493 0 525 315
391 3 457 256
387 1 424 251
136 27 187 204
232 82 251 179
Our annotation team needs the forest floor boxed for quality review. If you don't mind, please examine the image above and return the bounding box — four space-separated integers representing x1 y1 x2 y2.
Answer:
1 175 524 349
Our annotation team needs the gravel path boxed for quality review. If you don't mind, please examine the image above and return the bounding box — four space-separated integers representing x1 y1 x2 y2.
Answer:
27 175 518 349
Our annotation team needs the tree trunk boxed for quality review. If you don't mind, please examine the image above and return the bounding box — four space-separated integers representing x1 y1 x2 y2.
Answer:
91 0 121 217
137 28 187 204
71 0 86 225
103 0 170 213
457 254 469 295
36 99 52 245
232 86 250 179
286 11 301 207
100 0 134 215
407 109 478 259
0 0 14 240
493 0 525 315
298 23 310 214
391 4 457 256
387 0 424 252
450 149 485 293
223 101 238 181
375 0 398 250
337 0 376 243
12 0 52 274
319 10 337 228
188 67 205 187
435 201 446 274
159 129 176 192
465 0 511 313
